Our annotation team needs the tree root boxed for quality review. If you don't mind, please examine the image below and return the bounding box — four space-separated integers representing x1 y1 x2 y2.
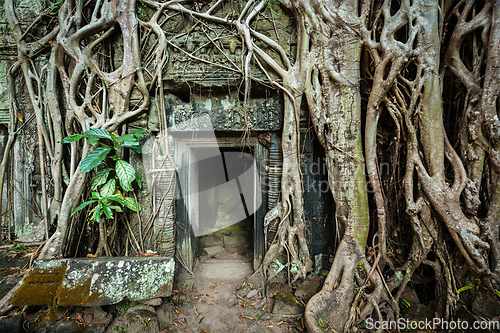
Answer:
305 236 363 333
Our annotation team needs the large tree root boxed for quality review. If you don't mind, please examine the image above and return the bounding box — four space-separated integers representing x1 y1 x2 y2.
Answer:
305 236 364 333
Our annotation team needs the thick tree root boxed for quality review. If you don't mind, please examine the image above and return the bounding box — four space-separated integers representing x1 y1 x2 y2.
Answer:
305 236 363 333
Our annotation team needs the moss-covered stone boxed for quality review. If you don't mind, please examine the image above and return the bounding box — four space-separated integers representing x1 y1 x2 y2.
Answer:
12 257 175 307
12 265 67 306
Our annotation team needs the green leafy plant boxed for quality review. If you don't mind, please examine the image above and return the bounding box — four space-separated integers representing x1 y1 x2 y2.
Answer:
49 0 64 15
63 128 146 223
358 261 363 272
265 0 283 16
136 3 148 19
14 244 28 252
116 301 132 313
63 128 146 256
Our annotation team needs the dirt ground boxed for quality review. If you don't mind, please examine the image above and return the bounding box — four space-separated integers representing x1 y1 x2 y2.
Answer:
0 220 308 332
157 219 305 332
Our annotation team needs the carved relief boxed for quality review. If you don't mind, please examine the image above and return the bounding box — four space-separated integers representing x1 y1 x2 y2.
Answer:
166 92 281 131
159 1 296 89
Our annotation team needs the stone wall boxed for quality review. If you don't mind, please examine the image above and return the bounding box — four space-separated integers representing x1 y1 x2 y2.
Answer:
0 0 335 269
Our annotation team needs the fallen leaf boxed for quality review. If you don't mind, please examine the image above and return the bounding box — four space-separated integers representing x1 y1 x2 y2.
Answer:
75 312 84 324
251 302 258 306
87 254 97 258
193 305 199 316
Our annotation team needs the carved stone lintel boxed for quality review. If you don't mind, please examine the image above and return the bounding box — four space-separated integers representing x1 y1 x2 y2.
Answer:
166 92 282 131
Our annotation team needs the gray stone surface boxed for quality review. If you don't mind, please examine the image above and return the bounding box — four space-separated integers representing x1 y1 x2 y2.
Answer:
12 257 175 307
139 297 162 306
246 289 258 299
294 273 322 302
124 306 159 333
196 259 253 282
82 306 112 328
37 321 103 333
403 304 435 333
203 246 225 256
156 305 173 329
272 297 304 315
0 313 21 332
472 291 500 320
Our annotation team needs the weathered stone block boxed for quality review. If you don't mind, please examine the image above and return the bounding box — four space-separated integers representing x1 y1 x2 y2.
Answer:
12 257 174 307
85 257 174 306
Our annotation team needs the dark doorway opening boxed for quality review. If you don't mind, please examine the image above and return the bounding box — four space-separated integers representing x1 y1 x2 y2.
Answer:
195 147 255 262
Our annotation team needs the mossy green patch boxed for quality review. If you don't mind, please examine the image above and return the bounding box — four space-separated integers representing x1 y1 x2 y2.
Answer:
12 266 67 306
56 276 92 307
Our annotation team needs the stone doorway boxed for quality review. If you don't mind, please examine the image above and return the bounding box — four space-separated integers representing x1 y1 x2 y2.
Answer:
197 147 255 262
174 136 267 272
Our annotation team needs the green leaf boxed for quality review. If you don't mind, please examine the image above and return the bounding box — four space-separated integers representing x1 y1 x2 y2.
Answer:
102 205 113 219
93 203 102 222
134 129 147 138
109 205 123 213
119 141 143 153
80 147 112 173
71 200 96 216
85 128 112 140
457 285 474 294
318 318 324 328
62 134 85 143
91 192 101 200
107 196 128 206
92 168 113 190
100 178 116 197
123 197 140 212
115 160 136 192
115 134 137 143
135 173 142 188
87 137 99 146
